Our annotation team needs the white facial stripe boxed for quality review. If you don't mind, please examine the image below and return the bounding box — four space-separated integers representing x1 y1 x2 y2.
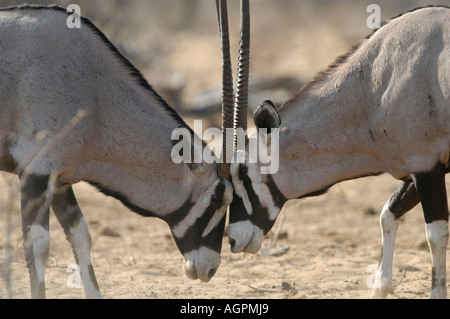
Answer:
246 163 279 221
202 181 232 238
172 190 213 238
172 179 231 239
230 162 253 215
202 211 224 238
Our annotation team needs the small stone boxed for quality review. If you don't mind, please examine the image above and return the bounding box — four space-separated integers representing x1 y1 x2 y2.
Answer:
100 227 120 237
281 282 293 291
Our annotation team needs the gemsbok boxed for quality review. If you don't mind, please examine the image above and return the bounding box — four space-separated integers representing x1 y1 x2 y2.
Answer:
0 4 243 298
224 5 450 298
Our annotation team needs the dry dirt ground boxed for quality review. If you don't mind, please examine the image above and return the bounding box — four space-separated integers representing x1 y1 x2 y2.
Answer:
0 0 449 300
1 174 449 299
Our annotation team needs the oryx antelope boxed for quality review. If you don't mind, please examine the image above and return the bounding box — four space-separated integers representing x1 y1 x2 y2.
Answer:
0 4 240 298
225 5 450 298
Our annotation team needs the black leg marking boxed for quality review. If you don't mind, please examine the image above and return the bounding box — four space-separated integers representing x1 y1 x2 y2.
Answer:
20 174 52 299
412 165 449 223
412 164 449 298
387 181 420 220
372 181 419 298
52 186 102 298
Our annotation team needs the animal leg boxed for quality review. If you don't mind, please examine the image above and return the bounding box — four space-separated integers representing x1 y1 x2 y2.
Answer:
412 164 449 299
20 174 53 299
52 186 102 299
371 181 420 298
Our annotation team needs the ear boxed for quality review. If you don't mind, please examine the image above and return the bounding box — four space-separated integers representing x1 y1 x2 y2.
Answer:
253 100 281 134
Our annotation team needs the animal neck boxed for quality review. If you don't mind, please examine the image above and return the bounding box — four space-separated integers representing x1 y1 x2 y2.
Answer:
275 68 384 199
78 73 217 218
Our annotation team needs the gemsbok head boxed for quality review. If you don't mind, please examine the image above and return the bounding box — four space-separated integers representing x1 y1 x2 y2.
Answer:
0 3 257 298
226 5 450 299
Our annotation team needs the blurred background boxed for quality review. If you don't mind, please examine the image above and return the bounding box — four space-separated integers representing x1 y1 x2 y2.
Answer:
1 0 448 128
1 0 450 299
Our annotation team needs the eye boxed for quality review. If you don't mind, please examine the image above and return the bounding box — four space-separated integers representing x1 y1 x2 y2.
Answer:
239 165 248 180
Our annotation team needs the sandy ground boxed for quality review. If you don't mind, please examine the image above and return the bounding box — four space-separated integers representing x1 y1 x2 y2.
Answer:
0 0 449 300
1 174 448 299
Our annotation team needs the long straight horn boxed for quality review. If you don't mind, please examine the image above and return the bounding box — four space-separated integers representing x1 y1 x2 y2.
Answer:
234 0 250 149
216 0 234 179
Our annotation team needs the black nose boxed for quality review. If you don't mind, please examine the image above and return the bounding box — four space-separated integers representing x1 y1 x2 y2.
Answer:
229 238 236 250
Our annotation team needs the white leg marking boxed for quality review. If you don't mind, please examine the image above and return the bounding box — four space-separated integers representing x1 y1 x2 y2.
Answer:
24 225 50 284
70 216 102 299
371 202 400 298
426 220 448 299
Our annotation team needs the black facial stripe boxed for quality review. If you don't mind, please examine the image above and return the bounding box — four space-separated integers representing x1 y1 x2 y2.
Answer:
201 207 226 253
238 166 286 209
164 195 195 226
215 179 226 196
169 180 228 254
211 179 226 208
231 166 282 234
241 174 276 234
229 191 247 224
265 174 287 209
239 165 249 180
172 204 226 254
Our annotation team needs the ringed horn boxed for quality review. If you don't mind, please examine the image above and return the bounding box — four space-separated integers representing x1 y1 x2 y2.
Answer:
216 0 251 179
